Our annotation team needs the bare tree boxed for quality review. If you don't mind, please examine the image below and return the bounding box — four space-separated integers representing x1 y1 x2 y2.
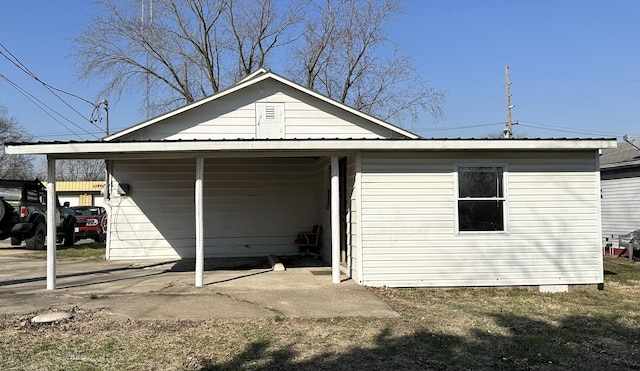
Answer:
226 0 304 79
288 0 443 125
75 0 303 116
0 104 35 180
74 0 443 126
55 160 106 181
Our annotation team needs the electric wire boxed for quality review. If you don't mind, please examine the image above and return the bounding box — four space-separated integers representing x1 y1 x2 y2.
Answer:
0 73 95 139
514 94 639 113
0 42 104 133
517 120 634 138
517 105 640 124
513 67 640 83
415 122 505 133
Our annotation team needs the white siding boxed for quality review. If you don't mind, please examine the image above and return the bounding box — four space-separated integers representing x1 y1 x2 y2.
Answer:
107 157 323 259
359 151 603 287
344 155 360 282
601 169 640 238
116 80 401 141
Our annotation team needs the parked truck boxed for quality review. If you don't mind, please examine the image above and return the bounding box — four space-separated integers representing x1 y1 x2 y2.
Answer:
0 179 76 249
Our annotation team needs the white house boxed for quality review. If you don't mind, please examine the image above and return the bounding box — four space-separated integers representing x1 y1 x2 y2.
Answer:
6 70 616 291
600 140 640 246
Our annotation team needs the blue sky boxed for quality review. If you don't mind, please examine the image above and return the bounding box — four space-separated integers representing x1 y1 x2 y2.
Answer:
1 1 639 141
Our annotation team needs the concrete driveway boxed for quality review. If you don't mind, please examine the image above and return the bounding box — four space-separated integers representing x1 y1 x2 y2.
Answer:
0 246 398 320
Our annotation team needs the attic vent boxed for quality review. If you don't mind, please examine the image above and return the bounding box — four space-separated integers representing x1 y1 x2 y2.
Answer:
265 106 275 120
256 102 284 139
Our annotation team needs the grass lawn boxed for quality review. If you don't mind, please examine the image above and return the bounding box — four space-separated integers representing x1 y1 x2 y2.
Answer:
0 256 638 370
16 242 106 260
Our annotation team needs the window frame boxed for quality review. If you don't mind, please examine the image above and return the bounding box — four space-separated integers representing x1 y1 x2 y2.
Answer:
454 163 509 235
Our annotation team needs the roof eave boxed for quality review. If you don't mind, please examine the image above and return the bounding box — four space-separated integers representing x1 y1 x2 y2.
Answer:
5 138 618 157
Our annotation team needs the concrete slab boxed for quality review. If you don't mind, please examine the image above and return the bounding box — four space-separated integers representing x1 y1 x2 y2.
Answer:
0 250 398 320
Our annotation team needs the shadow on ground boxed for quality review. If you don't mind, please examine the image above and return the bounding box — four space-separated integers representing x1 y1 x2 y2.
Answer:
167 256 329 272
195 313 639 370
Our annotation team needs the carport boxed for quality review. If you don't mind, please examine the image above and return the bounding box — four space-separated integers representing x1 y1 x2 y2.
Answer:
10 140 353 290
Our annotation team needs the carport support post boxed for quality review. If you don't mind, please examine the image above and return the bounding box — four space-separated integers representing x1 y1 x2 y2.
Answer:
331 156 340 283
195 157 204 287
46 157 57 290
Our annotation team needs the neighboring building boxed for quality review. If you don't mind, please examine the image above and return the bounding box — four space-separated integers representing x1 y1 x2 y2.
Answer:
6 69 616 291
42 181 105 207
600 140 640 245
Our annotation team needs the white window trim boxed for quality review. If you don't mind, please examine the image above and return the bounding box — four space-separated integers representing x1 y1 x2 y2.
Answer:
454 163 510 235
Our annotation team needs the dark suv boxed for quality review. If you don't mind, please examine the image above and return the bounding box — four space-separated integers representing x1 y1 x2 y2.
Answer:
0 179 76 249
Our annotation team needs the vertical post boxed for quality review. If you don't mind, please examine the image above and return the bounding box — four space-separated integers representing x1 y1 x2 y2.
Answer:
331 156 341 283
195 157 204 287
46 157 57 290
505 65 513 138
103 100 109 136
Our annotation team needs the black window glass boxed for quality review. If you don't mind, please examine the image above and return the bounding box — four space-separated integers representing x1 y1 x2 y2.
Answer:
458 166 505 232
458 167 503 198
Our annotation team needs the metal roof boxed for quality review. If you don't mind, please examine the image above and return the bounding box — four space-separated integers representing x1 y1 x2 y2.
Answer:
5 138 618 160
6 137 618 146
600 141 640 168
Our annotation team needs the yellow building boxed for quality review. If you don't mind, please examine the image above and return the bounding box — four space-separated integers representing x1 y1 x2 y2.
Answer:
42 181 105 207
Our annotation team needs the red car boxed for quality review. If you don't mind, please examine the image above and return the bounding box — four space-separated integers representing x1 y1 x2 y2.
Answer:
71 206 107 243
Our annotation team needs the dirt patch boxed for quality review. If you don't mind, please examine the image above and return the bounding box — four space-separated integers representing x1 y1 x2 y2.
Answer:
1 256 638 370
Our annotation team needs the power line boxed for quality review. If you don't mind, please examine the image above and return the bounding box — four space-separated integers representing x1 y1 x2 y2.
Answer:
0 73 96 139
0 42 105 133
517 105 640 124
514 94 640 113
415 122 505 133
513 67 640 83
517 120 634 138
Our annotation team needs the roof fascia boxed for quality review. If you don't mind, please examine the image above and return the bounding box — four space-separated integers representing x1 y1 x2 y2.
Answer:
601 159 640 170
236 68 268 83
6 139 617 157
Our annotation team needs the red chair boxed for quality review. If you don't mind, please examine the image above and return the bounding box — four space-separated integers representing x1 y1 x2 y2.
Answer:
296 225 322 257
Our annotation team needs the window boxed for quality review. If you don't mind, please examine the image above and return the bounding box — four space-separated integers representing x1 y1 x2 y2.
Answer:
456 166 507 232
0 187 22 201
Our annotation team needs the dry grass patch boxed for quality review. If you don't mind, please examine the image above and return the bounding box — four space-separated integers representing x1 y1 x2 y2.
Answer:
0 256 638 370
16 242 106 260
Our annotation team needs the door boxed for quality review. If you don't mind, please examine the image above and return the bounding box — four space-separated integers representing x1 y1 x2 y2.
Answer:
256 103 285 139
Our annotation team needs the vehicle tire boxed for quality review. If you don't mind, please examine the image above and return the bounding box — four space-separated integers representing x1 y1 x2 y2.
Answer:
0 201 5 222
26 222 46 250
10 237 21 246
63 221 76 247
94 232 106 243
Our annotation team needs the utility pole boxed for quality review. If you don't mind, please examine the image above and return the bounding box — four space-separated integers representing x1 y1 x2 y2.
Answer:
102 99 109 136
505 65 514 138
